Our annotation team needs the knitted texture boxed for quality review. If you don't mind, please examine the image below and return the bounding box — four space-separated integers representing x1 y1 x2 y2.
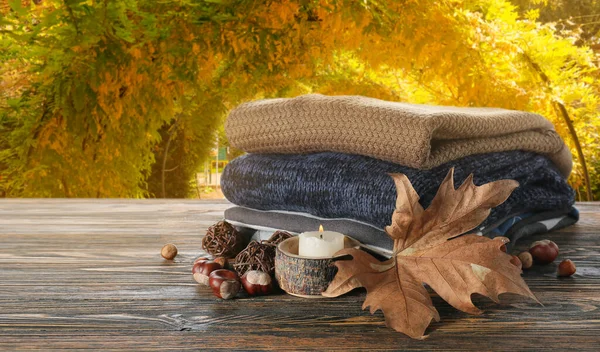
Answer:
221 151 575 229
225 94 572 177
224 206 579 253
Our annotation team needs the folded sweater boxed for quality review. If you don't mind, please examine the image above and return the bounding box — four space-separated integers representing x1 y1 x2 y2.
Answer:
224 206 579 255
225 94 572 177
221 151 575 230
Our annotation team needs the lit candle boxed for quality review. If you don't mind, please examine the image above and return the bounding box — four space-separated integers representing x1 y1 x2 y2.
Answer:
298 225 345 258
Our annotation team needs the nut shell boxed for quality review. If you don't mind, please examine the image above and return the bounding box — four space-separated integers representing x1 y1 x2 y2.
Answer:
192 261 222 285
557 259 576 277
209 269 241 299
241 270 273 296
529 239 559 265
161 244 178 260
517 251 533 269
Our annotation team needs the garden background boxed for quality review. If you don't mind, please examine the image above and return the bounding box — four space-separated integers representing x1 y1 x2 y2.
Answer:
1 0 599 200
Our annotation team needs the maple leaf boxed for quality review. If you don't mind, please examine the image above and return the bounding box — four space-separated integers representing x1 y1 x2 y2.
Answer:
323 168 539 339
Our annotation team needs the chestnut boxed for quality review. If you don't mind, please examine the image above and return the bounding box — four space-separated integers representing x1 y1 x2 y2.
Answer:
557 259 576 277
529 239 559 265
209 269 241 299
192 260 222 285
241 270 273 296
193 257 209 264
161 243 178 260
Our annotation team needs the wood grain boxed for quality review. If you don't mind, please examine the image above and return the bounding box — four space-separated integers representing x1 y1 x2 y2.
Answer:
0 200 599 351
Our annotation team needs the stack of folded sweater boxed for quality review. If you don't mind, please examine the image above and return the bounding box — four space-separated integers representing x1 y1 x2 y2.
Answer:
220 94 578 255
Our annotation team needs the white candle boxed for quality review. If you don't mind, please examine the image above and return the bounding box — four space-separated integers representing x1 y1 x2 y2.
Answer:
298 225 345 258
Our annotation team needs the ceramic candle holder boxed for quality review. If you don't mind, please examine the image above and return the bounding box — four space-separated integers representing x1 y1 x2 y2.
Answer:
275 235 361 298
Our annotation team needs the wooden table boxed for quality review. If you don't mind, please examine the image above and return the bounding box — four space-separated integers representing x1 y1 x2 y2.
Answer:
1 200 599 351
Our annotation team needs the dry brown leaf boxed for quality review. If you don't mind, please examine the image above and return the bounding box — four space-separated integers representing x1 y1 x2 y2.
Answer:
323 168 539 339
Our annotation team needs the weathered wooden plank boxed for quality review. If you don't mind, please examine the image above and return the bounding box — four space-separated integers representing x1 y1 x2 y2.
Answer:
0 200 599 350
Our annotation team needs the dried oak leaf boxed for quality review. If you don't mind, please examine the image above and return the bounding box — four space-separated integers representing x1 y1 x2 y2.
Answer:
323 168 539 339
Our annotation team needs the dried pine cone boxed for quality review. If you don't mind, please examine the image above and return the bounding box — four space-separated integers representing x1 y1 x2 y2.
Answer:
202 221 245 258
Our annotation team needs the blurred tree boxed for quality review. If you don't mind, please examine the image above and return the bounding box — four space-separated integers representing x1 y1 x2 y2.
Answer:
511 0 600 47
145 90 224 198
1 0 598 198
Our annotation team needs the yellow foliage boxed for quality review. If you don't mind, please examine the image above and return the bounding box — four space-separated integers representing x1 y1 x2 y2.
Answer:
1 0 599 198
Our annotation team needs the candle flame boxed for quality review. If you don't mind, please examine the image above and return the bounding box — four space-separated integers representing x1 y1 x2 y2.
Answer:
319 225 324 232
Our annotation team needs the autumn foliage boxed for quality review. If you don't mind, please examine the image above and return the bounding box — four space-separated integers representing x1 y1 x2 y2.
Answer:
1 0 599 198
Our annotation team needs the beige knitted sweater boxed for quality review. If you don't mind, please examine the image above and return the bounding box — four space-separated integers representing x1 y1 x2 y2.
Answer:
225 94 572 177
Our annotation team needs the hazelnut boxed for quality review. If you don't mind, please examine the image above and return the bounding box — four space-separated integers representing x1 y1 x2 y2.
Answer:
493 236 510 252
518 251 533 269
214 257 228 268
509 255 522 270
192 260 222 285
241 270 273 296
161 244 178 260
529 239 559 264
209 269 241 299
557 259 576 277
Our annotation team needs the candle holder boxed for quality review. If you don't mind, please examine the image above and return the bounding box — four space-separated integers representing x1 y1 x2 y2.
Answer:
275 235 361 298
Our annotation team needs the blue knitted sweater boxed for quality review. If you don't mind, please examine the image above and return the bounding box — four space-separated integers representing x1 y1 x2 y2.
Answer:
221 151 575 229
